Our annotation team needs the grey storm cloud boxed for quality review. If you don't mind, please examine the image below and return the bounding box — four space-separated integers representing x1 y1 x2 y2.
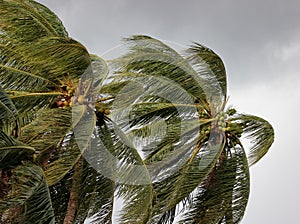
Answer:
36 1 300 223
38 0 300 86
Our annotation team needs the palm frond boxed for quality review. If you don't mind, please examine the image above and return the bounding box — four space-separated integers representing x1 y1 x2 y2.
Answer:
0 42 58 91
19 108 72 164
0 87 17 121
179 144 250 224
0 0 67 44
0 37 90 91
74 159 114 224
0 162 55 224
147 131 225 223
110 35 221 107
44 55 108 185
44 105 96 186
0 130 35 169
87 121 153 224
44 134 81 186
9 91 61 114
23 37 91 83
110 77 199 127
185 43 227 110
232 114 274 166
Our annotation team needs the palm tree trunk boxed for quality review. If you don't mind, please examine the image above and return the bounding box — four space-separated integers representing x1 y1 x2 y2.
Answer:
63 157 83 224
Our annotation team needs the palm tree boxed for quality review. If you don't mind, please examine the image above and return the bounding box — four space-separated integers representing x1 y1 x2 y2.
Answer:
103 35 274 223
0 0 274 223
0 0 108 223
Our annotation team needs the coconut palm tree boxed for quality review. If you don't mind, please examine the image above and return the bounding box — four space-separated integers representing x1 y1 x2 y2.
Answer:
0 0 110 223
0 0 274 223
103 35 275 223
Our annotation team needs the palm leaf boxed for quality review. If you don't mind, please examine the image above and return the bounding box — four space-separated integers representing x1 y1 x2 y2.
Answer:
74 159 114 224
232 114 274 166
44 134 82 186
0 162 55 224
44 106 95 186
185 43 227 110
147 130 225 223
0 0 67 44
19 108 72 165
0 37 90 91
110 35 223 109
46 56 109 186
179 144 250 224
0 86 17 121
86 120 153 224
9 91 61 114
1 0 92 128
0 130 35 169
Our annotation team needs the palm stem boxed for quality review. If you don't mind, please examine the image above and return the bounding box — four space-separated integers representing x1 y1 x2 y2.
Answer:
63 157 83 224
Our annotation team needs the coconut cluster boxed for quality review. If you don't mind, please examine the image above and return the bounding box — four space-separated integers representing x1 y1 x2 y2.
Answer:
215 112 227 132
53 85 75 109
199 109 243 148
95 103 110 116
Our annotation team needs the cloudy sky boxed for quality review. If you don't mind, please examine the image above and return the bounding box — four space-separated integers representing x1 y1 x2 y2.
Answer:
38 0 300 223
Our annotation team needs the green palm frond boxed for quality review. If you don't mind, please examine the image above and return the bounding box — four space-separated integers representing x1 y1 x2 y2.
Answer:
46 55 108 186
18 108 81 186
111 88 198 127
0 130 35 169
90 120 153 224
44 106 95 186
185 43 227 109
232 114 275 166
23 37 91 83
19 108 72 164
179 144 250 224
0 0 67 44
9 91 61 114
0 162 55 224
0 87 17 121
0 42 57 92
147 131 225 223
74 159 114 224
0 37 90 91
0 0 92 128
110 35 223 107
44 134 81 186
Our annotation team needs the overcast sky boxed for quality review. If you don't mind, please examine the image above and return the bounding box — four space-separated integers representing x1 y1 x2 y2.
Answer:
37 0 300 223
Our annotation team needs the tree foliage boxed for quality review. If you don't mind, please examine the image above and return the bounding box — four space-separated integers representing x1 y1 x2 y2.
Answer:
0 1 274 223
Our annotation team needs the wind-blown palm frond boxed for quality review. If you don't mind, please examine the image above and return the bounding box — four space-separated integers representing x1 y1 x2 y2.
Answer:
19 109 71 164
232 114 275 166
0 162 55 224
110 35 225 109
0 0 67 44
179 144 250 224
185 43 227 110
9 91 61 114
0 36 90 92
0 86 20 136
55 55 109 186
0 86 17 122
0 37 91 116
87 120 153 224
0 130 35 169
74 159 114 224
147 131 225 223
